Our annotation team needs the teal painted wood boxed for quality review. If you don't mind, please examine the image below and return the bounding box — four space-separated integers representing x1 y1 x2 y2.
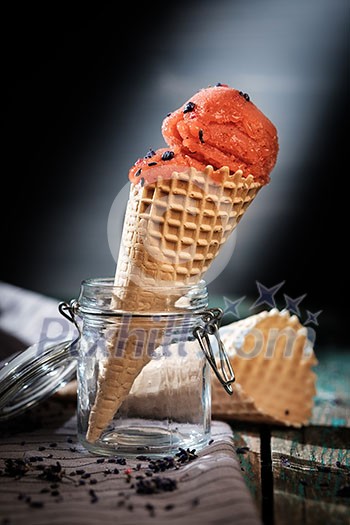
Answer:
271 350 350 525
311 349 350 427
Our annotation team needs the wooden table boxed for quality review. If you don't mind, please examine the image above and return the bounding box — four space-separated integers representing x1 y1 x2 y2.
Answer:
0 350 348 525
231 349 350 525
0 284 349 524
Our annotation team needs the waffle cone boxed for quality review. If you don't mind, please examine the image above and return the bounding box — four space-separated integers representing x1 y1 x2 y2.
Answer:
212 309 318 426
86 167 262 442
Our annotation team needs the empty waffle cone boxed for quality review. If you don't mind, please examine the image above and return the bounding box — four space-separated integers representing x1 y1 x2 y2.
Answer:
212 309 318 426
86 167 262 442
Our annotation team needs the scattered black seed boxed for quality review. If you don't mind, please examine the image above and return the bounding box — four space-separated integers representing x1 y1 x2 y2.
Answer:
104 468 112 476
161 150 175 161
116 457 127 465
40 488 50 494
81 473 91 479
192 497 200 507
90 479 98 485
148 162 157 166
51 491 60 497
67 438 73 443
285 410 290 415
281 456 291 467
107 458 116 463
166 112 171 117
135 463 142 471
215 82 222 87
69 447 76 452
317 465 331 473
135 168 142 178
145 470 153 477
117 500 125 508
18 493 25 500
241 467 245 471
38 462 63 483
140 177 145 187
336 485 350 497
89 489 98 503
127 503 134 511
183 101 196 113
50 483 59 489
29 501 44 508
144 149 156 159
176 448 198 463
198 129 204 143
38 446 46 451
3 458 29 478
49 443 57 448
165 503 174 511
208 439 214 445
145 503 155 516
136 476 177 494
113 468 120 475
96 458 104 464
47 454 53 459
29 457 38 462
79 480 86 486
136 455 151 461
69 471 76 476
236 446 250 455
76 469 85 475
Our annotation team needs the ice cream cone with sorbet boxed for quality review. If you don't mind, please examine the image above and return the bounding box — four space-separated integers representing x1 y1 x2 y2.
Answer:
86 84 279 443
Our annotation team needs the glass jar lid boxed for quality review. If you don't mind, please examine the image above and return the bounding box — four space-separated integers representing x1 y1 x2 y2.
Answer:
0 338 77 421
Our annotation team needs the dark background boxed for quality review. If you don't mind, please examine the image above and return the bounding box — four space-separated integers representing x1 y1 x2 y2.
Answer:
1 0 349 346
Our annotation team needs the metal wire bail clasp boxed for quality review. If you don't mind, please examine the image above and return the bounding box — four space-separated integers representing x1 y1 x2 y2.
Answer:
58 300 81 344
193 308 235 395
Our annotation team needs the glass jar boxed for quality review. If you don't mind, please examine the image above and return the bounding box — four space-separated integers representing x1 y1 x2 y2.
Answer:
72 278 221 456
0 278 234 458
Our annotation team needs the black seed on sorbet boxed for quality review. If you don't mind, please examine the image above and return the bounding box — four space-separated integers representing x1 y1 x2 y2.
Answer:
144 149 156 158
199 129 204 143
96 458 104 464
183 101 196 113
135 168 142 178
148 162 157 166
161 150 175 161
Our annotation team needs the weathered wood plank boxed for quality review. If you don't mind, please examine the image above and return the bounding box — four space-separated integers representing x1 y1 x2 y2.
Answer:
271 350 350 525
271 427 350 524
230 422 262 515
311 350 350 427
